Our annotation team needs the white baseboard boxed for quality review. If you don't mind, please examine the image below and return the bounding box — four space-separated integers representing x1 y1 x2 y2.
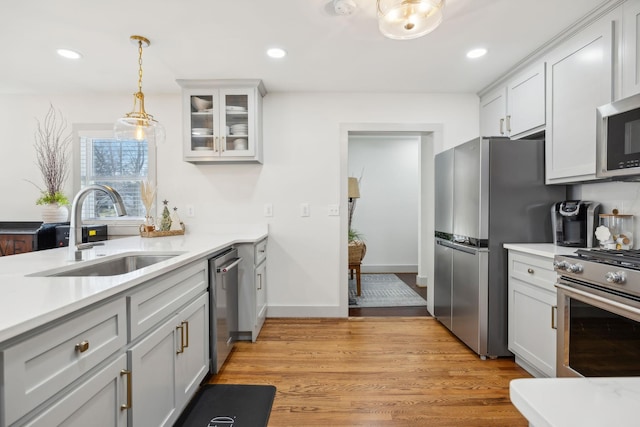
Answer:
416 275 428 288
361 265 418 274
267 305 344 317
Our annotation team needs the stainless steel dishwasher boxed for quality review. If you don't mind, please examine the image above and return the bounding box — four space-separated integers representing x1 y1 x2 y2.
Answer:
209 248 241 374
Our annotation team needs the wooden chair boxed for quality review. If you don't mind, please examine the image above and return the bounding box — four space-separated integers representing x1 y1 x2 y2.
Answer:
349 262 362 296
348 242 366 296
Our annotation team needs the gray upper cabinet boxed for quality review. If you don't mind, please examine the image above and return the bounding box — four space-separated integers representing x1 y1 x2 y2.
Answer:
622 0 640 98
177 79 266 164
479 62 545 139
544 10 616 184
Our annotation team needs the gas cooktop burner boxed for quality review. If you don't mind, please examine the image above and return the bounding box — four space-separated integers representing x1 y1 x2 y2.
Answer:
574 249 640 269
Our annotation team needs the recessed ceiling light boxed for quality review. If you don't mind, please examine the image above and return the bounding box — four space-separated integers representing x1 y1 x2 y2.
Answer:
466 48 487 59
266 48 287 59
56 48 83 60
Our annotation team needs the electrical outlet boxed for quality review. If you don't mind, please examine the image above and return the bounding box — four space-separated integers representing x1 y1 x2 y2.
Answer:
328 204 340 216
264 203 273 217
301 203 310 217
186 204 195 217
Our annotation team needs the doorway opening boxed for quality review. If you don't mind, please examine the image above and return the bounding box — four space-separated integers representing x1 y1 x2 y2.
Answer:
339 124 442 318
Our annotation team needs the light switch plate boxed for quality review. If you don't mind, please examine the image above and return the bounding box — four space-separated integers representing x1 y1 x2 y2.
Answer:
264 203 273 217
328 204 339 216
301 203 310 217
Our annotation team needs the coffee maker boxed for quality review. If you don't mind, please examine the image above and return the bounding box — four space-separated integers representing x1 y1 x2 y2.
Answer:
551 201 601 247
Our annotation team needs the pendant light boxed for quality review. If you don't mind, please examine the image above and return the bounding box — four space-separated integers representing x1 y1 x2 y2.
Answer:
377 0 445 40
114 35 165 143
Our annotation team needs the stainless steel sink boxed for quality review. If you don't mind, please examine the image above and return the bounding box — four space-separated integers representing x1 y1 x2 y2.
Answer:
30 252 183 277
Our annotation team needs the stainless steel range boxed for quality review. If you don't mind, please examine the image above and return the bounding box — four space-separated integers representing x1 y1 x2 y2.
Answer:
554 249 640 377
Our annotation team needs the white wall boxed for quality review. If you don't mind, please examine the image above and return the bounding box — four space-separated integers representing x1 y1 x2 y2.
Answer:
348 135 419 272
0 92 479 316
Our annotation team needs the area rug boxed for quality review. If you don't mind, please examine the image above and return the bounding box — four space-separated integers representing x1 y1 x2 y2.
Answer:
349 274 427 308
173 384 276 427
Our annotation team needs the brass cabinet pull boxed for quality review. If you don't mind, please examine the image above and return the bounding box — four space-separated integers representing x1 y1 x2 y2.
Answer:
551 305 557 330
176 324 185 354
499 118 505 135
506 115 512 133
120 369 132 410
220 136 225 152
182 321 189 349
75 340 90 353
257 273 263 290
527 268 534 274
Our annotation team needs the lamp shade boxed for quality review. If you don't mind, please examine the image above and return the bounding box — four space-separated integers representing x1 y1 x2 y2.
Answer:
377 0 445 40
348 177 360 199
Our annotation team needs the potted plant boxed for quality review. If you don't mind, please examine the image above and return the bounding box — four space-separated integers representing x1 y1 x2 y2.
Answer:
29 104 71 223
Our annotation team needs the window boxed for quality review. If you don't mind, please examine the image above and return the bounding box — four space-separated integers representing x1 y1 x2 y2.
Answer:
73 125 156 228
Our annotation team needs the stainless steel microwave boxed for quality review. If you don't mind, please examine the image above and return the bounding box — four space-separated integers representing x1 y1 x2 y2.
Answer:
596 92 640 180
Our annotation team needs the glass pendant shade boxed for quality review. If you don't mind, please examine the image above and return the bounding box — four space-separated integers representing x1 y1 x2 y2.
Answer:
377 0 445 40
114 92 165 144
114 35 164 144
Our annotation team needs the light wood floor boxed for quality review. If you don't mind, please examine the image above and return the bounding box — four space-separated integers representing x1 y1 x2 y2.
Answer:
209 317 531 426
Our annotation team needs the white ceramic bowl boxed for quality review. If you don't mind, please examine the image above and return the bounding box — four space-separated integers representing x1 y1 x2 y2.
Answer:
192 127 213 135
191 96 213 111
233 138 248 150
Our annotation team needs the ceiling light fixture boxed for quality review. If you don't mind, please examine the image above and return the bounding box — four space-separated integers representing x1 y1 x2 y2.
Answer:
333 0 357 15
56 48 82 60
377 0 445 40
266 47 287 59
114 35 165 143
467 48 488 59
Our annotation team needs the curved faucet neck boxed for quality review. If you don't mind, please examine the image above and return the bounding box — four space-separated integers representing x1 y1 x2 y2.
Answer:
68 184 127 261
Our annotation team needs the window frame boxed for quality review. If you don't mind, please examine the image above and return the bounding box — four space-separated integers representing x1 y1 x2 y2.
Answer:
72 124 157 236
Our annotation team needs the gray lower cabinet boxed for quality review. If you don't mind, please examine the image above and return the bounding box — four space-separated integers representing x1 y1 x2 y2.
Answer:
0 259 210 427
237 238 267 342
129 293 209 427
1 298 127 426
507 250 558 378
22 355 128 427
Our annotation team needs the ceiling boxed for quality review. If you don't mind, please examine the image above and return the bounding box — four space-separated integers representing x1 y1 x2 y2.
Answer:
0 0 609 96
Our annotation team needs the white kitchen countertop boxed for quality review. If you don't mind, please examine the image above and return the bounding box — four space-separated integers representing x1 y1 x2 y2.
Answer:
503 243 585 258
0 226 267 344
510 377 640 427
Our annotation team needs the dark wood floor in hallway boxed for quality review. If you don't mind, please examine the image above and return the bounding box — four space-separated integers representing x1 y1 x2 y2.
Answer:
210 317 530 426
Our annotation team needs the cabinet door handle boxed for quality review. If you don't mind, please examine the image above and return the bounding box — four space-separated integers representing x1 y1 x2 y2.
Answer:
120 369 132 410
75 340 90 353
257 273 263 290
499 118 505 135
176 324 185 354
220 136 225 152
214 136 219 152
182 320 189 349
506 115 512 133
527 268 534 274
551 305 557 330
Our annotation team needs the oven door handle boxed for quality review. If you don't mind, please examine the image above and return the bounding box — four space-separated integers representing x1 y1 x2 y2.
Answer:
556 282 640 318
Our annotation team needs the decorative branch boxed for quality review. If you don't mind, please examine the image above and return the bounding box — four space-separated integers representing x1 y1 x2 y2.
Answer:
30 104 71 204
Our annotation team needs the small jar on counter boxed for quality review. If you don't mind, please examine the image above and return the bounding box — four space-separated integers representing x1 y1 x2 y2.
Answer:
596 209 634 250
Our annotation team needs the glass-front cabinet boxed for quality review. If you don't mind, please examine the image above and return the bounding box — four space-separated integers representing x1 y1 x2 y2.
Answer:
177 79 266 163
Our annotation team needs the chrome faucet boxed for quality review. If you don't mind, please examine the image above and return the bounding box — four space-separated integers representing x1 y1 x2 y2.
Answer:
69 184 127 260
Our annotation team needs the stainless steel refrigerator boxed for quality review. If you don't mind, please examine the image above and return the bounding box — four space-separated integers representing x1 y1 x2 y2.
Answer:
434 137 565 358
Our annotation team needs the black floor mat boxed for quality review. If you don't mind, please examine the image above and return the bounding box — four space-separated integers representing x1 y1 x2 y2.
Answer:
173 384 276 427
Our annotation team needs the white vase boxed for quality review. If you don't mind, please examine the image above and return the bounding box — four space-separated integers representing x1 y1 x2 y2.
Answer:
42 204 69 223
